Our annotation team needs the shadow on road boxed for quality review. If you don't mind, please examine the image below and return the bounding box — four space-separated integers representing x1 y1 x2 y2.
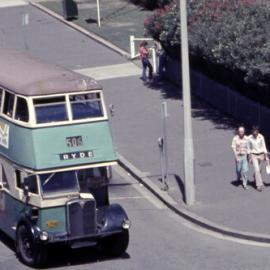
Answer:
109 182 134 187
0 230 130 269
85 18 98 24
149 173 186 203
231 179 258 190
146 78 239 131
46 246 130 269
192 98 238 130
146 79 182 100
174 174 186 202
0 230 15 252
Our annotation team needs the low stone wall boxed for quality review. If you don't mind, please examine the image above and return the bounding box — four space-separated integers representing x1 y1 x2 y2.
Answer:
163 56 270 134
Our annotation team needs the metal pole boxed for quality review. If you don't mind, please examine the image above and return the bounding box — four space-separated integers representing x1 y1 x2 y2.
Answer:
160 102 169 191
162 102 169 181
151 47 157 74
158 137 165 188
179 0 195 205
130 35 135 59
97 0 101 27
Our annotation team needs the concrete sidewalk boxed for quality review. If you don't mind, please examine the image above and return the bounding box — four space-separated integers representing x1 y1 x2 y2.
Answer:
32 0 270 242
101 76 270 234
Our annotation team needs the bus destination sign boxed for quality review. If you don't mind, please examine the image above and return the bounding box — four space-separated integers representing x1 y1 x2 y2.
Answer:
59 150 94 160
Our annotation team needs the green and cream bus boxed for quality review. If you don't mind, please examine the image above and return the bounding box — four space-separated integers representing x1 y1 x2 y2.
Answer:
0 49 130 267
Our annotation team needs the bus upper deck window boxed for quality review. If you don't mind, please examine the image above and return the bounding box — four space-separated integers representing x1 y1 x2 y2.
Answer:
3 91 15 118
69 93 103 120
15 97 29 122
34 96 68 124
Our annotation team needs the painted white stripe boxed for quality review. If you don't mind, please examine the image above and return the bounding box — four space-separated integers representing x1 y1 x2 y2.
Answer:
110 196 147 200
113 165 166 209
75 62 141 81
0 0 27 8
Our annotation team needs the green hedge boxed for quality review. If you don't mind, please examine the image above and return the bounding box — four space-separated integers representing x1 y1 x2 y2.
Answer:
144 0 270 104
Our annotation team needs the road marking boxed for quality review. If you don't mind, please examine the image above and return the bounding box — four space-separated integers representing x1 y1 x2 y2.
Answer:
113 165 166 209
0 0 27 8
74 62 141 81
110 196 147 200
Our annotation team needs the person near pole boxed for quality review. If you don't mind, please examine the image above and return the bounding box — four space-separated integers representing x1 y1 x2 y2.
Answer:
231 125 250 190
139 41 153 81
248 126 269 192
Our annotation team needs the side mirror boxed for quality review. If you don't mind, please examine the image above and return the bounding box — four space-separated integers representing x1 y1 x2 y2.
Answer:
109 104 115 117
158 137 164 150
23 185 30 198
106 166 112 180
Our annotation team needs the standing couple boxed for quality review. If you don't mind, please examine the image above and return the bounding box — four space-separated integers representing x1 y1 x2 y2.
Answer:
231 126 269 191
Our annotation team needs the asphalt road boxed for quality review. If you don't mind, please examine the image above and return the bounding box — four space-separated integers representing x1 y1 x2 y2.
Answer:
1 3 270 270
1 166 270 270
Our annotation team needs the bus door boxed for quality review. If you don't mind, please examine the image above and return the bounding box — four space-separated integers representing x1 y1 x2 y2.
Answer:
0 165 10 233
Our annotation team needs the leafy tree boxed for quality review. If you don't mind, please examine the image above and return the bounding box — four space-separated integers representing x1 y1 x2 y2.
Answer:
145 0 270 99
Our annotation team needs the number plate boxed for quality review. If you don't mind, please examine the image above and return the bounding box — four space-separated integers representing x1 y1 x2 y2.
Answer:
66 136 83 147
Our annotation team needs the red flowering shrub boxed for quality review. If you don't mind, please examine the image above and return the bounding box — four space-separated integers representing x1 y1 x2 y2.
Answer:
145 0 270 94
129 0 172 10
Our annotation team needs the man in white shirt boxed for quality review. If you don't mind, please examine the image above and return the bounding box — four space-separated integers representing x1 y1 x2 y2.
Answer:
248 126 268 192
231 126 250 189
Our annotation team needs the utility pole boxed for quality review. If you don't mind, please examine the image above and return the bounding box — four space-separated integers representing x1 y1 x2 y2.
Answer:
179 0 195 205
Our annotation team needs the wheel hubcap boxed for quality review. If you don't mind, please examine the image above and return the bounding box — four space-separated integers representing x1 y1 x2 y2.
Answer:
22 236 33 258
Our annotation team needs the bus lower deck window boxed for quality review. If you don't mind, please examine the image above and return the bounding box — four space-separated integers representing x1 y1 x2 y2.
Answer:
34 96 68 124
3 91 15 117
15 169 22 189
69 93 103 120
24 175 38 194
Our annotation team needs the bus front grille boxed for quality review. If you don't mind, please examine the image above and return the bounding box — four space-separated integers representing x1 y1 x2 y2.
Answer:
67 199 96 237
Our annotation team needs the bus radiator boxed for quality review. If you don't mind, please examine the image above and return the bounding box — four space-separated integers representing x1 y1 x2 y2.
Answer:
67 199 96 237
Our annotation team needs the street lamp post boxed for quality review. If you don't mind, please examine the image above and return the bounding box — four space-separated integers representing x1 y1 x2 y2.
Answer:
179 0 195 205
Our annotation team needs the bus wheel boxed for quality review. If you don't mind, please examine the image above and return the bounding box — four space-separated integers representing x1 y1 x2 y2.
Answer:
16 225 47 267
101 230 129 257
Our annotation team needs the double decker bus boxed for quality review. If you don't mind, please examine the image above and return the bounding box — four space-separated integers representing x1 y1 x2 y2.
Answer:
0 49 130 267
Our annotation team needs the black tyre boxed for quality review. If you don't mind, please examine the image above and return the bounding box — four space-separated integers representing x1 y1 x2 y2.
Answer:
16 225 47 267
101 229 129 257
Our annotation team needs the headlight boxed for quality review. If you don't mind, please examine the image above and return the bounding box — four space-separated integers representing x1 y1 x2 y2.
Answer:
122 219 131 229
39 231 49 241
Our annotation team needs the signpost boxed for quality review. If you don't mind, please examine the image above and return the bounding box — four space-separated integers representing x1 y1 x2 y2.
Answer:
22 13 29 26
158 102 169 191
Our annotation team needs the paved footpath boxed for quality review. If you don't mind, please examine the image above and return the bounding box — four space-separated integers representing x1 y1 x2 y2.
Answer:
74 43 270 236
100 73 270 235
3 0 270 239
0 0 26 8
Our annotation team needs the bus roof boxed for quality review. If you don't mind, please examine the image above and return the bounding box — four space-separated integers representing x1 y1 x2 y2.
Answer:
0 48 102 96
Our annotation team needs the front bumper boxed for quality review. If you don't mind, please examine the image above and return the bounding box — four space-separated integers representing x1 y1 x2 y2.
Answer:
46 229 123 244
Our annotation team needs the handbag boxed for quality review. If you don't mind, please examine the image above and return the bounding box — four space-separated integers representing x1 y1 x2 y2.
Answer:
266 160 270 174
